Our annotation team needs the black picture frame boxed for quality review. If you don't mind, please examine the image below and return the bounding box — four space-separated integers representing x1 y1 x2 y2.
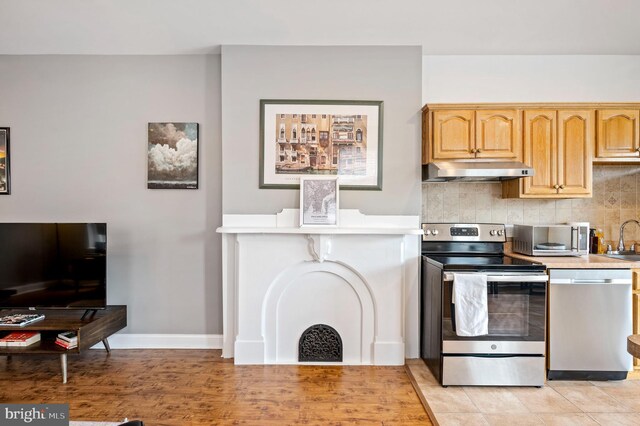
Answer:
259 99 383 190
0 127 10 195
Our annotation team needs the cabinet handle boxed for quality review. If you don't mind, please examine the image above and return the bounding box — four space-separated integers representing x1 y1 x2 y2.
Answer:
636 147 640 152
470 148 477 153
559 184 565 189
476 149 482 153
554 184 560 189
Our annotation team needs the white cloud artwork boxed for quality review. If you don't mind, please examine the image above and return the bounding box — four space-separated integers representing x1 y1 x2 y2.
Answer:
147 122 198 189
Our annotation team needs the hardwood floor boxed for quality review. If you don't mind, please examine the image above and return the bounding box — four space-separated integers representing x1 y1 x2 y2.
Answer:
0 349 430 425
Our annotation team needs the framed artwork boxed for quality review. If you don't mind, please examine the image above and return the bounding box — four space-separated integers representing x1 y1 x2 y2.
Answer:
148 122 199 189
260 99 383 190
0 127 10 195
299 176 339 227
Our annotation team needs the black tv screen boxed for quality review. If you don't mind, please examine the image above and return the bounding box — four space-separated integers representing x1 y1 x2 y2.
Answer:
0 223 106 309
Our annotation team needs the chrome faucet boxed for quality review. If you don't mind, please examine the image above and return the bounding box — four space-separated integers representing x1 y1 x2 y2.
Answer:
618 219 640 253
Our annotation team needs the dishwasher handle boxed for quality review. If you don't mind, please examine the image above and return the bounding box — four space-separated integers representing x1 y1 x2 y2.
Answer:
551 278 632 285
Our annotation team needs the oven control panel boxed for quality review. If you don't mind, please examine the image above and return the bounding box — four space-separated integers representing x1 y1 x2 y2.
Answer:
450 227 478 237
422 223 506 242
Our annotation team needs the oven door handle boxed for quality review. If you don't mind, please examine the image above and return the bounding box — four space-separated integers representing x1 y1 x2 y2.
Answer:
443 272 549 283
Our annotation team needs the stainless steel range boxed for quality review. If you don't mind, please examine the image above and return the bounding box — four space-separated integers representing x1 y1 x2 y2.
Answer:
420 223 548 387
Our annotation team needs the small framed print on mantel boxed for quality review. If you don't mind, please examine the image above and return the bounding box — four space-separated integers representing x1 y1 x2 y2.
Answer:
299 176 339 227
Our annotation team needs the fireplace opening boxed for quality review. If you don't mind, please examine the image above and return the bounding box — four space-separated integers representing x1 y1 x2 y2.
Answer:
298 324 343 362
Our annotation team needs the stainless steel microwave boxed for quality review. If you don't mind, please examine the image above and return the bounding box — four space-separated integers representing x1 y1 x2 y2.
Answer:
513 223 590 257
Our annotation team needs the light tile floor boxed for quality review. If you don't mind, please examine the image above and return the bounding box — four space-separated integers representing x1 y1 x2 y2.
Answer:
406 360 640 426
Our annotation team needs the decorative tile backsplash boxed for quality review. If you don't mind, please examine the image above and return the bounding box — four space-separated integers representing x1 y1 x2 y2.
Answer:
422 165 640 246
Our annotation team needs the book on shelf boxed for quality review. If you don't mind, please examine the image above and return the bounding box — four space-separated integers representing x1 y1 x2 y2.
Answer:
0 331 41 347
0 313 45 327
55 338 77 350
57 331 78 344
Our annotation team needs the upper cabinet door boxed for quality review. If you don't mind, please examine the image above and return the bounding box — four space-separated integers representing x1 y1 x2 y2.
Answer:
522 110 558 196
557 110 593 196
475 110 521 159
432 110 475 160
596 109 640 158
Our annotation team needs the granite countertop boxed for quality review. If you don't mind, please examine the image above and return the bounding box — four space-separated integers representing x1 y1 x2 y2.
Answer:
505 247 640 269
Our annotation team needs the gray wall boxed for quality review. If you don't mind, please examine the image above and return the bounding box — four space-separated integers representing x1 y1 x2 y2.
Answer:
221 46 422 215
0 46 422 337
0 55 222 334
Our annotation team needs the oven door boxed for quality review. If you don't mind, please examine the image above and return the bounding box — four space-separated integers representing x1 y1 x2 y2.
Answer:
441 272 547 355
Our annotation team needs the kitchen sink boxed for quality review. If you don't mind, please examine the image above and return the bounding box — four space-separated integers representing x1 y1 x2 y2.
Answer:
600 253 640 262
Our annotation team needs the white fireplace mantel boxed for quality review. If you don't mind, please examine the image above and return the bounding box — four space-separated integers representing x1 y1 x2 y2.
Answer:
216 208 423 235
216 209 422 365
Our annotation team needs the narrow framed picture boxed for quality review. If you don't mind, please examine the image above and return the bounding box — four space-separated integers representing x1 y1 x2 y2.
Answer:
260 99 383 190
148 122 199 189
0 127 10 195
299 176 339 227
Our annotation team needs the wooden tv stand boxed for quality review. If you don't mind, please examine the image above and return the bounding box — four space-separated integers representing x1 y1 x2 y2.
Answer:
0 305 126 383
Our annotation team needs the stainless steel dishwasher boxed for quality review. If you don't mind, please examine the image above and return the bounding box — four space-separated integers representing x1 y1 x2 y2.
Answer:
548 268 633 380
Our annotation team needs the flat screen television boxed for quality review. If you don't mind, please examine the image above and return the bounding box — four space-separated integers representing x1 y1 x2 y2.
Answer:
0 223 107 309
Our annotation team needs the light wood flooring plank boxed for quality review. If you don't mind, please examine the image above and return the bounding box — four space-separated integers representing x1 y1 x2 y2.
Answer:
1 350 430 425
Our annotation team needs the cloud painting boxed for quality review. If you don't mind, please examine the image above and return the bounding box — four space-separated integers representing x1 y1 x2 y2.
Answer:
148 123 198 189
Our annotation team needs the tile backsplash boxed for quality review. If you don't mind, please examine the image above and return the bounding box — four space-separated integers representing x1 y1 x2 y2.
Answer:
422 165 640 246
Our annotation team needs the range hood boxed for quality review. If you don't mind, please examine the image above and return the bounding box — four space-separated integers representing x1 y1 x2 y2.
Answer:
422 161 534 182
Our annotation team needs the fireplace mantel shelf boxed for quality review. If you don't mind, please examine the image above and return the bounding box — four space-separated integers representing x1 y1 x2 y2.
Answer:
216 226 422 235
216 209 423 235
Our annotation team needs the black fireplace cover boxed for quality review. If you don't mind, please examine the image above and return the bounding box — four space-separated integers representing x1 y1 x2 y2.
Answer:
298 324 343 362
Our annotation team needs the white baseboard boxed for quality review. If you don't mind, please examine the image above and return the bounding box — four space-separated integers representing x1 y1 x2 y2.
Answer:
90 334 223 349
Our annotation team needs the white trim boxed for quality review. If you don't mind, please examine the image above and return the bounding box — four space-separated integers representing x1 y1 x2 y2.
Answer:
90 334 223 349
217 209 422 235
216 226 422 235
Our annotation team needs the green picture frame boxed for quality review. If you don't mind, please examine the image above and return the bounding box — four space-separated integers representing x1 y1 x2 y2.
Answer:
259 99 383 190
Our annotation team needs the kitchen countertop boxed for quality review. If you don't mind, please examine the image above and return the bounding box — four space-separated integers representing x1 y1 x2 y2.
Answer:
505 248 640 269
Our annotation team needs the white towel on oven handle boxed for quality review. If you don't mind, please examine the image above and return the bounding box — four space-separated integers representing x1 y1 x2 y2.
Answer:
452 273 489 337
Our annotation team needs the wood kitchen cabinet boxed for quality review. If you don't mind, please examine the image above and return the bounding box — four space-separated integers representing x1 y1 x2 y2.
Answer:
503 109 593 199
476 110 521 159
424 106 520 162
595 109 640 160
519 110 557 197
557 110 593 196
422 103 640 176
432 110 475 160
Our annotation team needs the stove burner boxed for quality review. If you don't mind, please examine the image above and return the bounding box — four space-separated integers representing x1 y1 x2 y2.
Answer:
424 255 545 272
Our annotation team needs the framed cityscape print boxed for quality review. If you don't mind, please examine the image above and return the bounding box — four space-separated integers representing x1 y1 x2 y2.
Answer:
148 122 199 189
0 127 10 195
260 99 383 190
299 176 339 227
